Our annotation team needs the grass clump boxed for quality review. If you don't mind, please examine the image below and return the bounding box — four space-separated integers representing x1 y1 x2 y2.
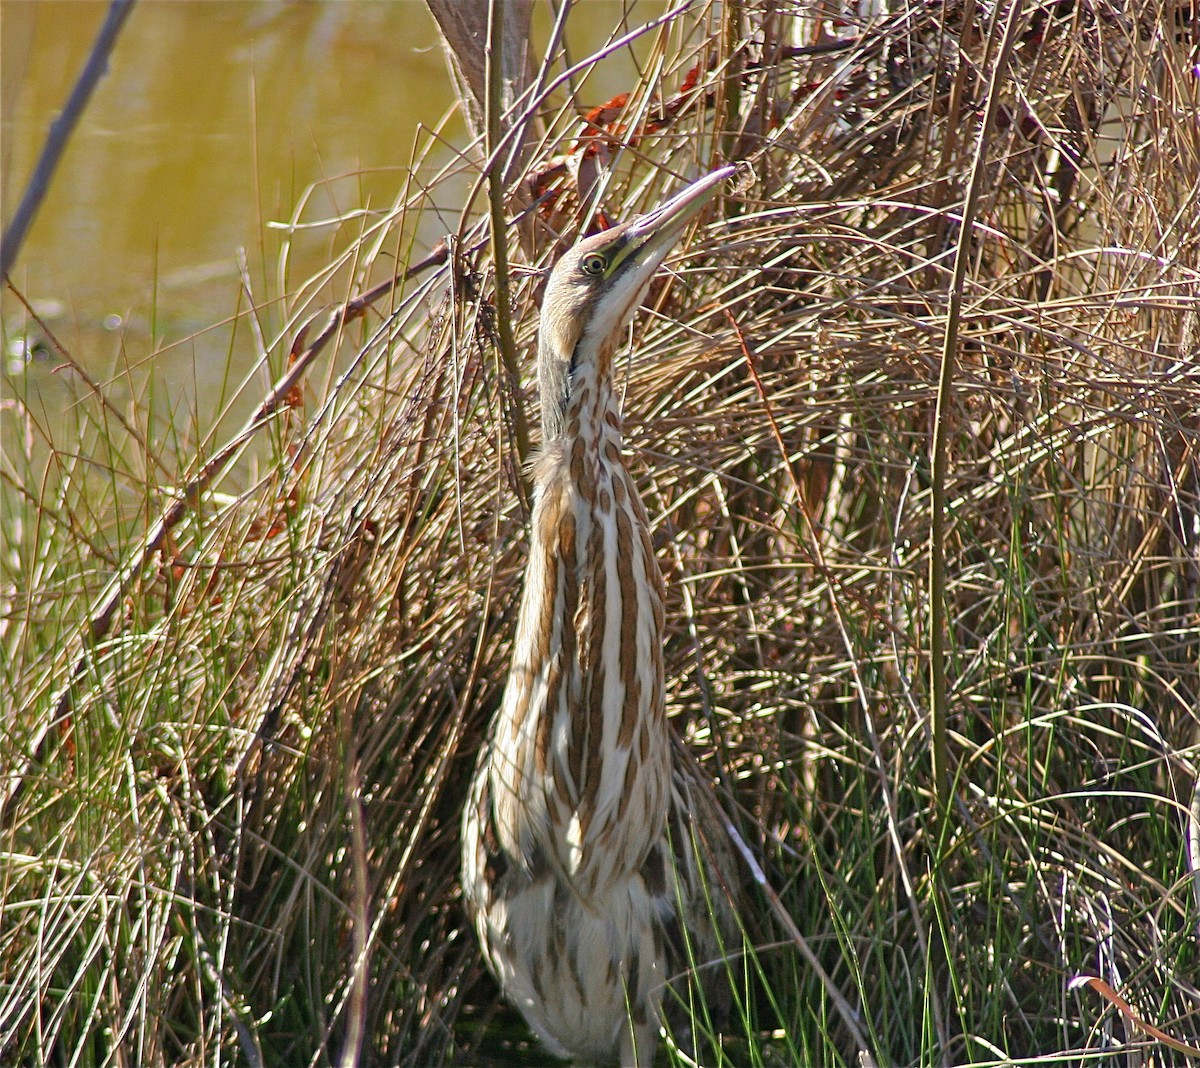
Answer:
4 1 1199 1064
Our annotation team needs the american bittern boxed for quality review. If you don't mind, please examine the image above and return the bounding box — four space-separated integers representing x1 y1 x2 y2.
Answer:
462 166 740 1065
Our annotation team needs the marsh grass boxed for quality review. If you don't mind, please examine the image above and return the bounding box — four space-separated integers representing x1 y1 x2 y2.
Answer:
4 1 1199 1064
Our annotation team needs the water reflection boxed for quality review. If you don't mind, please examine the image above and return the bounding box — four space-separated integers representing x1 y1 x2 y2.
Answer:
2 2 451 371
1 0 667 486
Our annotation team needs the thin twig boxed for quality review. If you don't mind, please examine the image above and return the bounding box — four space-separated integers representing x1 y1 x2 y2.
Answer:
928 0 1026 828
335 758 369 1068
485 0 532 477
0 0 136 279
1190 773 1200 930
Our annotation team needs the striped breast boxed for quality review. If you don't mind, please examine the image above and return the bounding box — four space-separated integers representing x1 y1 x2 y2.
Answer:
489 381 671 898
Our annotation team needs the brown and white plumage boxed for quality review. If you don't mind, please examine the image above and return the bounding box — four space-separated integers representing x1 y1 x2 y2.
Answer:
462 167 739 1066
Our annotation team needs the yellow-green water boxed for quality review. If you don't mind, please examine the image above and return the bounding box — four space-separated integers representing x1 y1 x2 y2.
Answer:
2 2 451 396
1 0 663 500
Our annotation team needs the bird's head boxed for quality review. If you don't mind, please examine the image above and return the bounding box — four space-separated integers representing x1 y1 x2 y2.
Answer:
537 165 735 440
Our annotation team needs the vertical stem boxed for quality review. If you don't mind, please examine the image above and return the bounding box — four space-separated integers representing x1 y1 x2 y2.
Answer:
485 0 532 477
929 0 1026 826
719 0 743 165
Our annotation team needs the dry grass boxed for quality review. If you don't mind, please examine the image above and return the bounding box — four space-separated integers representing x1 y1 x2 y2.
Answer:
3 1 1199 1065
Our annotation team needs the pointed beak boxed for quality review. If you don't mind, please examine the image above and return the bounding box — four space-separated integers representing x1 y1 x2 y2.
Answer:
620 164 737 267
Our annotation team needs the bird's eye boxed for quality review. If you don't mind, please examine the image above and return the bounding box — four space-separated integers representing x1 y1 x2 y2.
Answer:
580 253 607 277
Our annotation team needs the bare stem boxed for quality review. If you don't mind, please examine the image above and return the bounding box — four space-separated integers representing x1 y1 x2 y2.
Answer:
485 0 532 479
929 0 1027 827
1 0 136 278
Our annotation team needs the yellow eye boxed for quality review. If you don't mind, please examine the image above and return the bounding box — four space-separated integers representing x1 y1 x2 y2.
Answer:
581 253 607 277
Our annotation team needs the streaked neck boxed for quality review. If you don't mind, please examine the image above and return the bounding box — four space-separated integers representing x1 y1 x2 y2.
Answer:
538 338 621 452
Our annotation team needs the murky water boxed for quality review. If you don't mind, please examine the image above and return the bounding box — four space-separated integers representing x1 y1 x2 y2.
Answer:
1 0 662 449
2 2 453 416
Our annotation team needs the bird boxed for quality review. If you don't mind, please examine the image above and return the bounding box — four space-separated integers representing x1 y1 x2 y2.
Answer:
461 165 741 1066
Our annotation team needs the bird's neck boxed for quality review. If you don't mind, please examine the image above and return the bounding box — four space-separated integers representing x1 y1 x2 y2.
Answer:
539 343 622 455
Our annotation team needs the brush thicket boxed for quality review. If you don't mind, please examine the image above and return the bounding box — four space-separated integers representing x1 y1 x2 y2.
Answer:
3 2 1198 1064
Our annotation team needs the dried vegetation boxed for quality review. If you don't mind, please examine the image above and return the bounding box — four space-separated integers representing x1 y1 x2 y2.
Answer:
3 0 1199 1065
